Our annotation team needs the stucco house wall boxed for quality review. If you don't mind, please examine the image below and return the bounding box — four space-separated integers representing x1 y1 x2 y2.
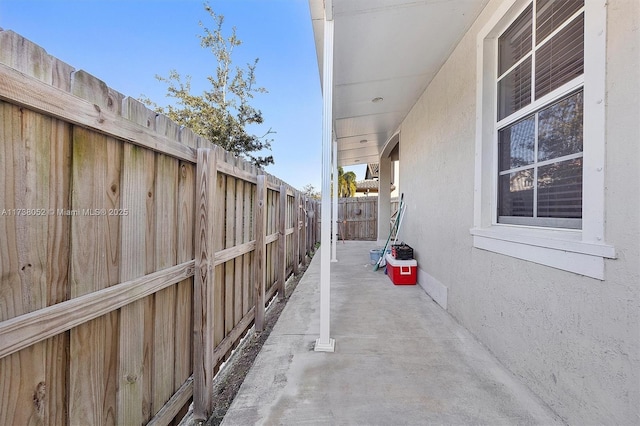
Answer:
397 0 639 423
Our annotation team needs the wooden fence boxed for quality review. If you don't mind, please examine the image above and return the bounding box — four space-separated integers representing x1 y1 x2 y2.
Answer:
336 197 377 241
0 30 319 425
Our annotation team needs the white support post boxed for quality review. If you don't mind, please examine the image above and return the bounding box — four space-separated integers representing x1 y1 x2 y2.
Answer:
315 16 335 353
331 139 338 262
377 156 392 245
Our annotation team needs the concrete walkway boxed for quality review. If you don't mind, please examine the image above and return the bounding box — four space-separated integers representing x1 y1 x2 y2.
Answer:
222 241 562 425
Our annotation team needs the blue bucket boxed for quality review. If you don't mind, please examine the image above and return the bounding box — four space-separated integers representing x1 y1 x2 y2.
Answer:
369 248 389 265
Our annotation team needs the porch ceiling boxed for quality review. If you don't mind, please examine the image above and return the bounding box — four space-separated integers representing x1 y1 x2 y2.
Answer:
309 0 489 166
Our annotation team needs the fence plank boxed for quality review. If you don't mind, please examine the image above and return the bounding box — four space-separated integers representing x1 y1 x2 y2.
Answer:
254 176 267 331
0 30 53 83
293 193 300 274
0 104 71 426
243 182 253 315
69 128 121 424
302 197 308 261
234 176 245 326
193 148 218 420
174 161 195 418
118 143 154 425
277 185 287 299
212 169 227 360
152 154 179 416
225 176 236 336
213 154 226 352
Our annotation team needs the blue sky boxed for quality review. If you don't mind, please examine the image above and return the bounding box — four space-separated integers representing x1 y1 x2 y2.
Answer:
0 0 363 190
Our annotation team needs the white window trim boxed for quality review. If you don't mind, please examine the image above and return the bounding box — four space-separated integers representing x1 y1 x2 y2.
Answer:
471 0 615 280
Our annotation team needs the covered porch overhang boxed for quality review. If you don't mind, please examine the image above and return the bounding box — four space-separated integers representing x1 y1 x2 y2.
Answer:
309 0 490 351
309 0 490 168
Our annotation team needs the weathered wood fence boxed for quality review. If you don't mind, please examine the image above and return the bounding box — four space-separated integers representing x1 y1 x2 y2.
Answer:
337 197 377 241
0 30 319 425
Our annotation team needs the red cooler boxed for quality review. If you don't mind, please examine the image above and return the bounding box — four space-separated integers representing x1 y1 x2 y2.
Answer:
385 253 417 285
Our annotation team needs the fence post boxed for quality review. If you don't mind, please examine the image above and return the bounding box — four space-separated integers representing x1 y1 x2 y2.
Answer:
254 175 267 331
293 192 300 275
311 200 322 246
193 147 218 420
277 185 287 300
302 196 308 262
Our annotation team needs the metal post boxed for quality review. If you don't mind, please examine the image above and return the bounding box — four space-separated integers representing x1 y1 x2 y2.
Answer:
315 16 335 353
331 139 338 262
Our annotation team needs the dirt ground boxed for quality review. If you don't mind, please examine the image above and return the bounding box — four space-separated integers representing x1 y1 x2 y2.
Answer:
202 257 313 426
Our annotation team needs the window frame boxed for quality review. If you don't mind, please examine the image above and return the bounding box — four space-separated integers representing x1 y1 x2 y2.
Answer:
497 89 585 229
496 2 585 228
471 0 615 280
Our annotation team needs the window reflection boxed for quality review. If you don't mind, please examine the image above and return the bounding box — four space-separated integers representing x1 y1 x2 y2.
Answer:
499 116 535 171
499 170 534 217
538 158 582 218
538 91 583 161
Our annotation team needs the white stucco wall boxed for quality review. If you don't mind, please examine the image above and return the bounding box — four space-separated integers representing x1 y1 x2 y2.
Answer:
397 0 639 423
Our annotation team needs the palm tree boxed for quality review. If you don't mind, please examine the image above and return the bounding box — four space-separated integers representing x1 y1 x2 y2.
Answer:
337 167 357 197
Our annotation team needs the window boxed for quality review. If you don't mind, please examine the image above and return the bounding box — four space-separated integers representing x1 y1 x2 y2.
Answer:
496 0 584 229
472 0 614 280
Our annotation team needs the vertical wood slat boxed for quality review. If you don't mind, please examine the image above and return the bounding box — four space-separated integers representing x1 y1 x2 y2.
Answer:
234 176 244 325
118 144 153 425
142 150 156 424
213 152 225 352
225 175 236 336
243 181 253 315
119 96 155 424
254 175 267 332
302 197 308 261
193 148 218 421
44 115 72 425
174 117 196 422
0 106 44 426
265 188 272 295
69 129 121 425
277 185 287 300
312 199 318 249
174 161 195 417
152 154 178 417
175 122 197 419
0 105 71 425
293 193 300 275
288 194 294 272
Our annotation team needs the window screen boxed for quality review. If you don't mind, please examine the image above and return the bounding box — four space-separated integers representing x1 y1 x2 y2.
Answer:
496 1 584 229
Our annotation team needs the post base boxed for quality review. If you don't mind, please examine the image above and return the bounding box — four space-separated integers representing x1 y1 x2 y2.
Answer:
314 337 335 352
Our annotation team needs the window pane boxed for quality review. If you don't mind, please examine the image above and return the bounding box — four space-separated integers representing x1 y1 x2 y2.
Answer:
499 170 534 217
498 4 532 76
537 158 582 218
499 115 535 171
536 0 584 43
498 57 532 120
538 91 583 161
535 13 584 99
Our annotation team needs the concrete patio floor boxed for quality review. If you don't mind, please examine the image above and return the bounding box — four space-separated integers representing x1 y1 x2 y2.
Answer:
222 241 562 425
